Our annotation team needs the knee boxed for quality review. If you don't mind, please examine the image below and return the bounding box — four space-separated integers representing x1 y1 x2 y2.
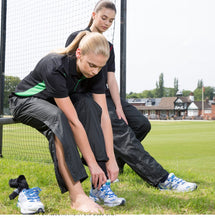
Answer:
53 108 69 126
136 117 151 141
143 117 151 133
75 97 102 118
137 116 151 133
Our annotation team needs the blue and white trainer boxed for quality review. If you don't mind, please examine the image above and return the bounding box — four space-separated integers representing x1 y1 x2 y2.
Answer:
158 173 197 192
17 187 45 214
89 180 126 207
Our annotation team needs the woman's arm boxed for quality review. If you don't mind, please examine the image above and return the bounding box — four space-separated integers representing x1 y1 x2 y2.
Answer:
107 71 128 124
92 93 119 182
54 97 106 188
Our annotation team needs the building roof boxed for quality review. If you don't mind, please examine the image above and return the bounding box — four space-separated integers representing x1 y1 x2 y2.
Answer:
177 97 191 103
136 97 177 110
127 98 147 104
129 96 213 112
158 97 177 110
193 101 211 110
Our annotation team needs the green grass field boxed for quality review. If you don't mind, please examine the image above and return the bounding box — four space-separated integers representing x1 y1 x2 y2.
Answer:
1 120 215 215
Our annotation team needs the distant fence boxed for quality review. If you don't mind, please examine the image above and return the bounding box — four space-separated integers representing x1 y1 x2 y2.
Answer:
0 117 51 163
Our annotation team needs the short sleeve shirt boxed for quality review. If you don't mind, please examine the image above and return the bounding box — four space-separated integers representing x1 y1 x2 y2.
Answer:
14 53 106 101
65 28 116 87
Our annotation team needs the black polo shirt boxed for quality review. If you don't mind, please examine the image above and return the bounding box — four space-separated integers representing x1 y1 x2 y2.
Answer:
65 27 116 88
14 53 106 101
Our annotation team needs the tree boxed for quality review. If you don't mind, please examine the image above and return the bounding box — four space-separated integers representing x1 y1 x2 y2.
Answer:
4 76 21 109
197 79 203 89
165 87 175 97
194 78 214 100
174 78 179 96
182 89 192 97
198 86 215 100
141 90 154 98
125 75 214 100
155 73 164 98
193 88 203 101
126 92 141 99
204 86 215 100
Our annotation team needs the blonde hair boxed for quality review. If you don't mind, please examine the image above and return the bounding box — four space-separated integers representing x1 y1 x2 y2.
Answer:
88 0 116 28
53 31 110 59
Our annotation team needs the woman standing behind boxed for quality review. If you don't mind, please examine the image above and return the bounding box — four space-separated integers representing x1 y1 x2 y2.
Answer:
65 0 197 194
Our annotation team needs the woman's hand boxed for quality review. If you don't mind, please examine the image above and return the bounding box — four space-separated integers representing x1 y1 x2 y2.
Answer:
88 162 107 189
106 158 119 182
115 107 128 124
55 97 107 189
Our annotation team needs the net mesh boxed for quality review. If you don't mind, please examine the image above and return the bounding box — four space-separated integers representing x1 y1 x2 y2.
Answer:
5 0 117 80
3 123 50 163
2 0 118 163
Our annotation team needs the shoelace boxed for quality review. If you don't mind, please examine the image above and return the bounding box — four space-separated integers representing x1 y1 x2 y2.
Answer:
101 183 116 199
24 187 41 202
170 175 185 187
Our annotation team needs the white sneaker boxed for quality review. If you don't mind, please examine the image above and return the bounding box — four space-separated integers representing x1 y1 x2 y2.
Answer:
17 187 45 214
158 173 197 192
89 180 126 207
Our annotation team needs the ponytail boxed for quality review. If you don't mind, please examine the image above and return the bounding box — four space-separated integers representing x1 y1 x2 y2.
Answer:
88 17 94 28
52 31 88 56
53 31 110 59
65 31 88 56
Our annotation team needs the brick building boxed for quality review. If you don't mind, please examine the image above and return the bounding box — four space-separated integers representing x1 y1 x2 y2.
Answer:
128 95 215 120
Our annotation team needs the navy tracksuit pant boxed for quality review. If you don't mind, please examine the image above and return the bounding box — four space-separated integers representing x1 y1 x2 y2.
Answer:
9 94 109 193
106 95 169 187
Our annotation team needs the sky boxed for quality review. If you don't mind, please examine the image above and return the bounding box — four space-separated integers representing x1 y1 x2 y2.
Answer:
126 0 215 93
3 0 215 94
